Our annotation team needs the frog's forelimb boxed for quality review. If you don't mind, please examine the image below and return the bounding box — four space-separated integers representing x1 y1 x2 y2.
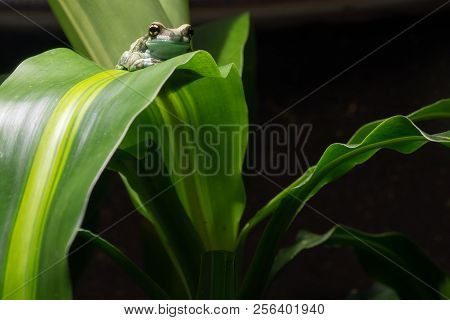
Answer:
128 56 161 71
116 36 160 71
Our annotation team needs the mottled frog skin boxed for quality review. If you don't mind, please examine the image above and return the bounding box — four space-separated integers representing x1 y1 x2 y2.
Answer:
116 22 193 71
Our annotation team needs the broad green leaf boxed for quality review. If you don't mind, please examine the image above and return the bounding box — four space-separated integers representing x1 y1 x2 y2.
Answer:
196 251 236 299
274 226 450 299
193 13 250 75
240 111 450 298
119 70 248 253
0 48 247 299
77 229 170 299
49 0 190 68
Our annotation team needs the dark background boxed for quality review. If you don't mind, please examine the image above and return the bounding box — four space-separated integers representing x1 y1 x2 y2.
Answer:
1 0 449 299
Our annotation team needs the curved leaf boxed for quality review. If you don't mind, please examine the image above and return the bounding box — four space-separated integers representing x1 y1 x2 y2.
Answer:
193 13 250 75
349 99 450 144
243 100 450 234
327 227 450 299
0 48 246 299
270 228 334 280
49 0 190 68
240 111 450 298
273 226 450 299
77 229 170 299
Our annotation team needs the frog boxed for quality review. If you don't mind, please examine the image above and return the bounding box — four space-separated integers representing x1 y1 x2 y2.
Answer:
116 22 194 71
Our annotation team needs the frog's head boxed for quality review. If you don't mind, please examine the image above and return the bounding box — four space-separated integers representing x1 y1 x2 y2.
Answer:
146 22 193 61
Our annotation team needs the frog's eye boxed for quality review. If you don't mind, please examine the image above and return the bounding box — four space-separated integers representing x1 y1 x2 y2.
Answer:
187 27 194 38
149 24 161 36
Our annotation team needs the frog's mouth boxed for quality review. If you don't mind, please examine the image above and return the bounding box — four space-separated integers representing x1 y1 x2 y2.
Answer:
147 40 192 61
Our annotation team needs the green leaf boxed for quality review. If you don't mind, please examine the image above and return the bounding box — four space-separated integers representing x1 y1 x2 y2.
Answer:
349 99 450 144
193 13 250 75
119 68 248 253
0 48 246 299
242 100 450 234
270 228 335 281
273 227 401 300
274 226 450 299
327 226 450 299
196 251 236 299
240 105 450 298
159 0 190 28
49 0 190 68
77 229 170 299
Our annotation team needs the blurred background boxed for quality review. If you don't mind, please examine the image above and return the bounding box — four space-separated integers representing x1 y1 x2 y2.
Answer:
1 0 449 299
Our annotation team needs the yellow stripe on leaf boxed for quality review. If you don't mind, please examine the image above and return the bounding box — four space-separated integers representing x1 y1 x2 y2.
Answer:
3 70 124 299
